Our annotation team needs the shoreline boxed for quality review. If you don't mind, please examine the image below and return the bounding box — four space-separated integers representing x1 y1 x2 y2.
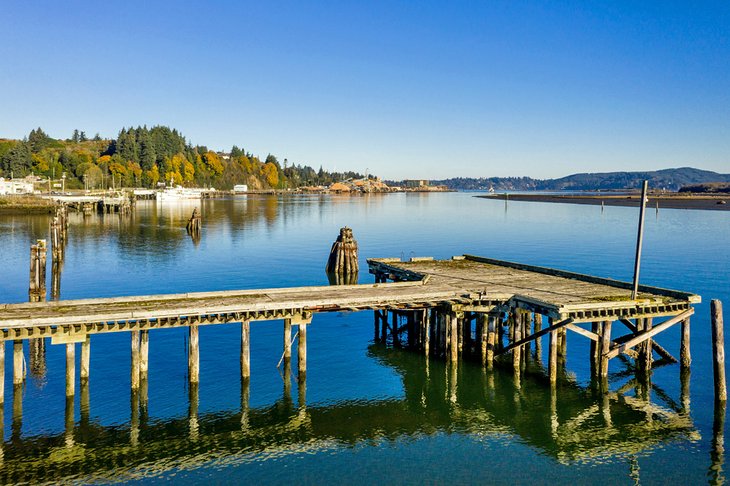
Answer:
477 193 730 211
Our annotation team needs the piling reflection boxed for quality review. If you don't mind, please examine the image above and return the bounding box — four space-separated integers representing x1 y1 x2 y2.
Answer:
0 344 701 484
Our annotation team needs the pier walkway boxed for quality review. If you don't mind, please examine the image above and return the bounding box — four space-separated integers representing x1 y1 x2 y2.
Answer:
0 254 700 401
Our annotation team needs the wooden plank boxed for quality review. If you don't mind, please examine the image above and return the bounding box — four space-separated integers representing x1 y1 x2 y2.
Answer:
605 309 694 360
618 318 677 363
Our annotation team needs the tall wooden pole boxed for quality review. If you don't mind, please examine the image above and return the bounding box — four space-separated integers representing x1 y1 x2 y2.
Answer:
131 331 140 389
298 322 307 377
80 335 90 381
65 343 75 397
712 300 726 402
631 180 649 299
188 326 199 384
241 321 251 378
13 340 23 385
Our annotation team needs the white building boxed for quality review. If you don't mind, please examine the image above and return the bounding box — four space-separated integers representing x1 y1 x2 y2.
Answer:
233 184 248 193
0 178 34 195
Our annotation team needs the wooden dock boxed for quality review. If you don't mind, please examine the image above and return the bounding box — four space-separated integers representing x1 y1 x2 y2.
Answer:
0 254 700 402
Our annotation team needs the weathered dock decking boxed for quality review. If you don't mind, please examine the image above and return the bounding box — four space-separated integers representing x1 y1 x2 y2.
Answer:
0 254 700 403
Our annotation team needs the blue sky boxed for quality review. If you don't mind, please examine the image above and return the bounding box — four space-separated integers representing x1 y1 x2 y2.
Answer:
1 1 728 179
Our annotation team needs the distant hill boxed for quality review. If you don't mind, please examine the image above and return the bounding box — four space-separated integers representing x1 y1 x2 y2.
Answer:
432 168 730 191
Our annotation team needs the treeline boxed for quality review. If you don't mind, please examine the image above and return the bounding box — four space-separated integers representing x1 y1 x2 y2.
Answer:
0 126 366 190
434 168 730 192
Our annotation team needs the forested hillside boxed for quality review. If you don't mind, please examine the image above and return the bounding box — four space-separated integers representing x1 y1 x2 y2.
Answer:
433 168 730 191
0 127 365 190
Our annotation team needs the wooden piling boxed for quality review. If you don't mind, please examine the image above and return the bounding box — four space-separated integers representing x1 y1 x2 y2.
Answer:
298 320 307 377
534 314 543 356
80 335 90 381
65 343 75 397
487 314 496 368
241 321 250 378
712 300 726 402
284 319 292 361
140 330 149 378
186 207 201 234
681 316 691 368
28 240 47 302
188 326 199 384
599 320 612 380
373 310 380 342
131 330 140 390
449 313 458 362
325 227 359 276
13 341 23 385
479 314 488 365
548 322 558 385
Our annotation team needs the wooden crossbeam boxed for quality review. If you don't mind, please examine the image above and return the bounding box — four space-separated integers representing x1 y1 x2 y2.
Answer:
496 318 573 356
605 309 694 360
618 318 678 363
565 323 598 342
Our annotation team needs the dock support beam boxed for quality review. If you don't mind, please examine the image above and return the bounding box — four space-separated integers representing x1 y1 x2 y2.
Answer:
448 312 459 362
131 331 140 389
80 335 90 381
423 310 431 357
681 316 691 368
13 340 24 385
712 300 726 402
140 330 149 380
188 326 199 384
284 319 292 359
241 321 251 378
66 343 75 397
548 319 558 385
298 321 307 378
599 320 613 390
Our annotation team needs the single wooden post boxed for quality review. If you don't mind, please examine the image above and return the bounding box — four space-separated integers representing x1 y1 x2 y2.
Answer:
643 317 653 374
712 300 726 402
140 330 149 379
131 331 140 389
381 309 388 343
283 318 292 359
486 314 496 369
711 398 727 485
66 343 75 397
681 316 691 368
480 314 488 365
558 328 567 357
80 335 90 381
13 340 23 385
548 322 558 385
534 314 543 356
513 313 522 372
600 320 613 384
188 326 199 384
449 313 458 362
241 321 251 378
298 321 307 377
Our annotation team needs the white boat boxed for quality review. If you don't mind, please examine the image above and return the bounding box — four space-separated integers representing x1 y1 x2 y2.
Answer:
156 185 204 201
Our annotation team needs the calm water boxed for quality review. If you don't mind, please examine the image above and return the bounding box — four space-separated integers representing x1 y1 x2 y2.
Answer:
0 193 728 484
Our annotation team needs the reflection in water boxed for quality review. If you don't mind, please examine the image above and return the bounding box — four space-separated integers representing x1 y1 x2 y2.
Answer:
0 345 701 484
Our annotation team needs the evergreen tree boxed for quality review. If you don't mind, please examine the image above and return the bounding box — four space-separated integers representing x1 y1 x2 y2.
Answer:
72 129 80 143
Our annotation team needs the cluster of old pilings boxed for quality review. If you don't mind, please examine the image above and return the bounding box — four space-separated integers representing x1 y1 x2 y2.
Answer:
372 261 698 393
186 207 201 243
373 305 694 390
